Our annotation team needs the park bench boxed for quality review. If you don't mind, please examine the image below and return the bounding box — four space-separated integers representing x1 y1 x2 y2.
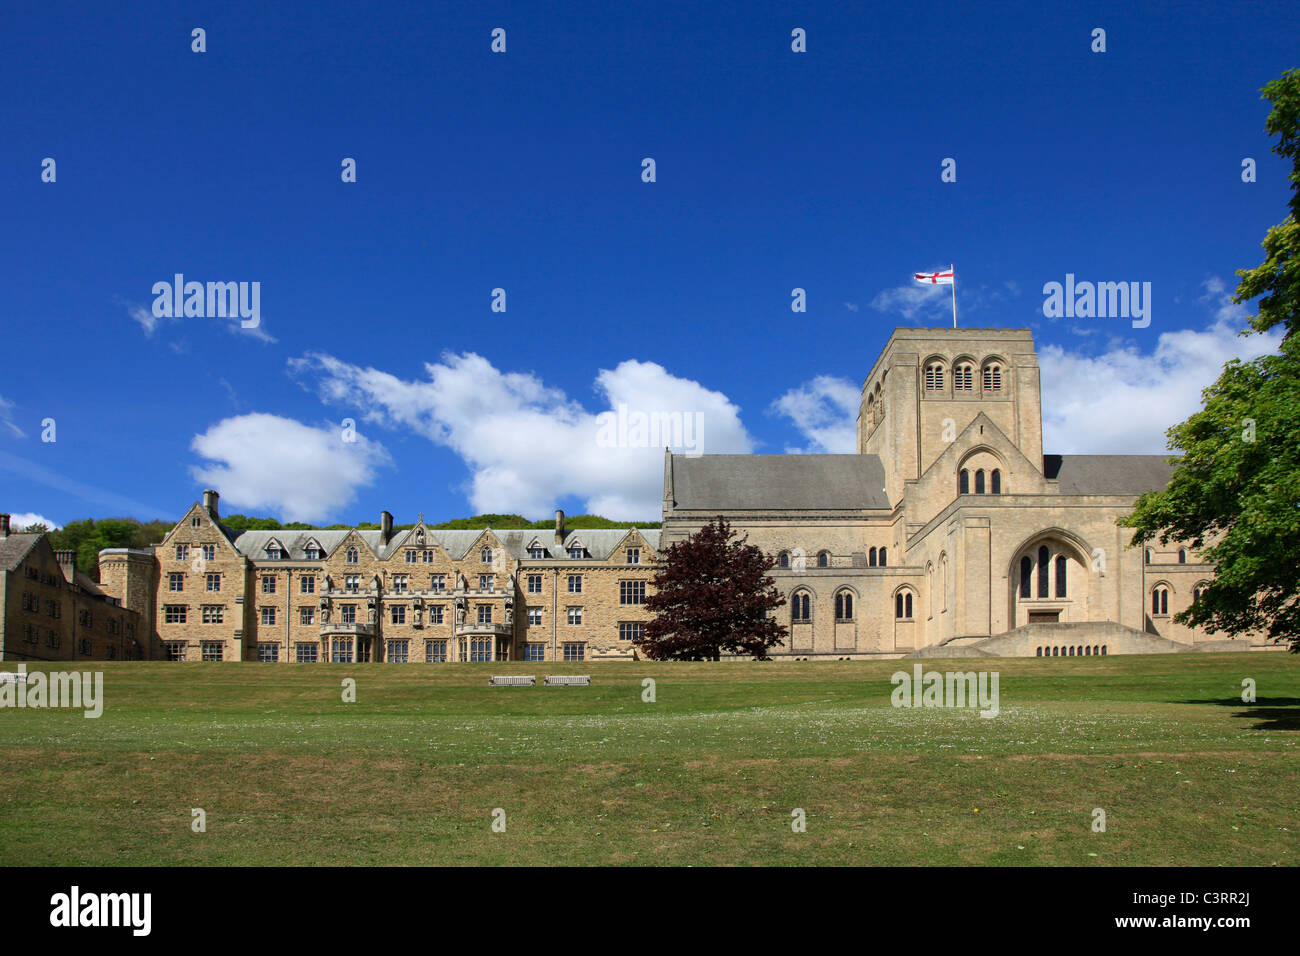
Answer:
488 675 536 686
544 675 591 687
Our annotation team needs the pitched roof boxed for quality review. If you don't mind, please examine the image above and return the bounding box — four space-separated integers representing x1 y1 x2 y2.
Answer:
1043 454 1177 495
231 526 660 562
0 533 41 573
670 454 890 511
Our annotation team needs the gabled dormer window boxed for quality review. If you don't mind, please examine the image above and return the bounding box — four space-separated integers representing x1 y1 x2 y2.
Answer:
568 542 586 559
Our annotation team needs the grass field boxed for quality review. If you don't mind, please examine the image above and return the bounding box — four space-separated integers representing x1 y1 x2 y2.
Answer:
0 653 1296 866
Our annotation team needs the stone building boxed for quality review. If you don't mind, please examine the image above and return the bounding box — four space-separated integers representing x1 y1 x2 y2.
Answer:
0 513 150 662
123 491 657 663
660 327 1266 658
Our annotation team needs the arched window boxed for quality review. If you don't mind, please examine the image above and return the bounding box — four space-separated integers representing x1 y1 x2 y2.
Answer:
1144 549 1152 565
1068 646 1074 656
835 591 854 621
924 362 945 390
991 469 1002 494
895 591 913 620
975 470 985 494
481 547 493 563
1019 556 1032 598
959 469 969 495
954 363 974 390
778 551 790 569
792 591 811 623
982 363 1002 390
1084 645 1091 656
346 548 359 564
1055 555 1067 598
817 551 829 568
1193 583 1208 603
1036 647 1042 656
868 547 877 567
1037 546 1050 598
1152 586 1169 616
879 547 887 567
1100 645 1107 656
1178 548 1186 564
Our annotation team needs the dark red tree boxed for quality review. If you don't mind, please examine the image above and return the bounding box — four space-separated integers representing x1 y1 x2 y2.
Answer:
638 517 787 660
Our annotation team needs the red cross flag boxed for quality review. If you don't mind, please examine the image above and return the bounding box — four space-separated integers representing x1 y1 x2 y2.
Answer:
914 269 954 285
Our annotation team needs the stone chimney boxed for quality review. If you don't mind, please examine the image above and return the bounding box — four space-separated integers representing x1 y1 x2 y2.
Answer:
380 511 393 544
554 509 565 546
0 513 9 538
203 489 220 520
55 550 77 582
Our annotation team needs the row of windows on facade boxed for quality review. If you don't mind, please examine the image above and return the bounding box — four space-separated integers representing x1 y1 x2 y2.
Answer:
180 541 627 564
165 630 641 663
1037 645 1107 656
23 564 64 586
924 360 1004 391
788 588 917 623
778 547 888 569
163 589 648 627
17 593 133 635
16 625 133 659
1150 583 1208 617
166 570 645 596
1145 548 1190 564
1018 548 1207 616
958 468 1002 495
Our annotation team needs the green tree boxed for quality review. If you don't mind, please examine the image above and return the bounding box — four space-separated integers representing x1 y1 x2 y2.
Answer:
1121 69 1300 651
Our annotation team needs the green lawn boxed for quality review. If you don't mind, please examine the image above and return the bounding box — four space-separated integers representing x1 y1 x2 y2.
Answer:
0 654 1295 865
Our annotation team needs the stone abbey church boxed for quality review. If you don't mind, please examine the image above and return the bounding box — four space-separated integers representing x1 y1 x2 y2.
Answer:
0 327 1269 664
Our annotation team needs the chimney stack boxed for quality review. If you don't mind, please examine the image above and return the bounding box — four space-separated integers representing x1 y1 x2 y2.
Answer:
55 550 76 582
554 509 565 546
0 513 9 538
203 489 219 519
380 510 393 544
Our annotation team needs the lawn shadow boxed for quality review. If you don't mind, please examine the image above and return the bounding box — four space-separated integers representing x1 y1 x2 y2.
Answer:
1180 697 1300 731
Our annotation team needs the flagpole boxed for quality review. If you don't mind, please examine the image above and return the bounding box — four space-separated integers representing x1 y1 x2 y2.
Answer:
951 264 957 328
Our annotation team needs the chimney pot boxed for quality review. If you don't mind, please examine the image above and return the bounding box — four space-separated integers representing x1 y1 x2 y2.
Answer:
554 509 565 546
380 511 393 544
203 489 219 519
0 513 9 537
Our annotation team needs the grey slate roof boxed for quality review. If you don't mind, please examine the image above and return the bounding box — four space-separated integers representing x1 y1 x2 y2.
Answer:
1044 455 1177 495
231 526 659 561
0 533 41 573
671 454 891 511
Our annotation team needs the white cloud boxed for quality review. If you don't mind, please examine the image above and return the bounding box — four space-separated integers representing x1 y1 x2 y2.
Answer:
189 413 391 523
870 280 950 321
127 304 162 337
6 512 60 531
843 301 860 312
1040 293 1282 454
769 375 860 453
0 395 25 439
288 351 755 519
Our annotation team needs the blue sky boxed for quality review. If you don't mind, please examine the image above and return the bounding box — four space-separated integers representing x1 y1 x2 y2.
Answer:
1 0 1296 528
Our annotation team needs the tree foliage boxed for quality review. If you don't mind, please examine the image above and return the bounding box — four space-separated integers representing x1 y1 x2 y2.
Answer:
1121 69 1300 651
45 518 173 581
639 517 787 660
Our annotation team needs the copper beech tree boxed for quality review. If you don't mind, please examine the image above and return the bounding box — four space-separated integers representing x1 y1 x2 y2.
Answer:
638 517 787 660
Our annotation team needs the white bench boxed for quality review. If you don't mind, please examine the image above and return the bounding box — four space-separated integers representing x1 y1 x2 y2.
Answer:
544 675 591 687
488 675 536 686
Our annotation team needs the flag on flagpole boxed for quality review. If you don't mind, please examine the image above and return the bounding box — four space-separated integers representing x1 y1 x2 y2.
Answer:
914 269 954 285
